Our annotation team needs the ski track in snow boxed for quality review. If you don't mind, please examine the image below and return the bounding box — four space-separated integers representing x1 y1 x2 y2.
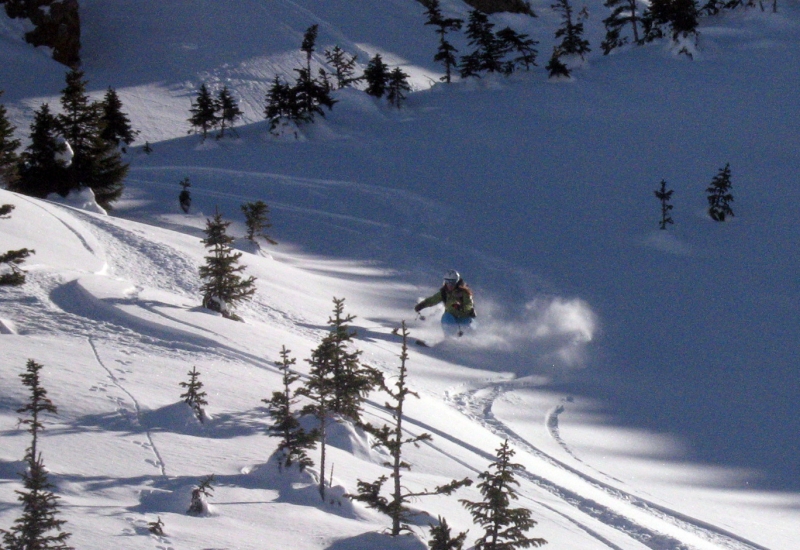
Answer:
88 336 167 477
448 385 768 550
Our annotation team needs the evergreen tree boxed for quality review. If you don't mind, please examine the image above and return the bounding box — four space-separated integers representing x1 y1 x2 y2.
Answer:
187 474 214 515
0 359 73 550
217 86 242 139
654 179 674 229
386 67 412 108
178 177 191 213
57 69 128 209
545 48 571 79
99 86 138 152
324 46 361 89
350 324 471 535
706 163 734 221
263 346 317 471
496 27 539 73
424 0 463 83
364 54 392 98
199 210 257 320
147 517 165 536
459 9 505 78
429 516 468 550
292 25 337 123
241 200 277 245
1 204 35 286
188 83 220 140
552 0 591 59
264 75 296 134
460 440 547 549
323 297 381 424
0 90 21 188
179 366 208 423
602 0 641 54
643 0 699 43
14 103 70 198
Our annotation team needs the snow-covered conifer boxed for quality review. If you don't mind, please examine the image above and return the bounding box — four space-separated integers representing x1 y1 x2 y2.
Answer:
706 163 734 221
199 210 256 320
460 440 547 549
187 474 214 515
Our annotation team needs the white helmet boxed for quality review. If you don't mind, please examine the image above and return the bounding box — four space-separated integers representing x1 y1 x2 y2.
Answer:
443 269 460 285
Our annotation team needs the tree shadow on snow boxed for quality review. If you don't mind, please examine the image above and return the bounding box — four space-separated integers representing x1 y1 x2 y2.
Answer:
326 532 427 550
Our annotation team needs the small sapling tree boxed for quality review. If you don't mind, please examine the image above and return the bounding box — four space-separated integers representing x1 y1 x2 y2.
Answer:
147 517 165 536
386 67 412 108
655 179 674 229
602 0 642 54
364 54 392 98
706 163 734 222
460 440 547 549
187 474 214 515
0 359 73 550
264 346 317 471
545 48 571 79
1 204 35 286
324 46 361 89
349 324 472 536
179 366 208 423
552 0 591 61
241 200 277 245
199 210 257 320
179 177 191 213
429 516 468 550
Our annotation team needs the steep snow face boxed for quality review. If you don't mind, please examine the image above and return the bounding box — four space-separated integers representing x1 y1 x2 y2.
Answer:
1 1 800 549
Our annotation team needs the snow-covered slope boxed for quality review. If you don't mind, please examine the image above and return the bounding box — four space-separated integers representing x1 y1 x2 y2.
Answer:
1 1 799 549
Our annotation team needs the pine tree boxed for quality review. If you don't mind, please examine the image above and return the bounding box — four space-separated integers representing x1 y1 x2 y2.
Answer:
14 103 71 198
552 0 591 60
706 163 734 222
179 366 208 423
263 346 317 471
0 359 73 550
602 0 641 54
199 210 257 320
424 0 464 84
292 25 337 123
654 179 675 229
217 86 242 139
188 83 220 140
241 200 277 245
643 0 699 43
264 75 295 134
460 440 547 549
0 90 21 188
459 9 505 78
429 516 468 550
57 69 128 209
545 48 571 79
350 324 471 535
100 86 138 152
323 297 381 424
187 474 214 515
386 67 412 108
324 46 361 89
495 27 539 73
364 54 392 98
179 177 192 213
1 204 35 286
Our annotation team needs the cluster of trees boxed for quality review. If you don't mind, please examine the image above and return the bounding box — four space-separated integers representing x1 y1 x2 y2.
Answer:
187 85 243 141
0 71 136 210
0 0 81 67
655 163 736 229
262 316 547 549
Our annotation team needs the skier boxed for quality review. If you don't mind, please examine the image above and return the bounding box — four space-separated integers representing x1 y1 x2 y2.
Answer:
414 269 476 336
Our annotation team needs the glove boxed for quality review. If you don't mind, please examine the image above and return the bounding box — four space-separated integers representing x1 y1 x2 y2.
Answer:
414 303 422 313
452 302 462 311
